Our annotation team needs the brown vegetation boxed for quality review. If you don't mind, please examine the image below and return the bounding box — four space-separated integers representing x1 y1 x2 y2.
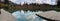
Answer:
11 4 52 11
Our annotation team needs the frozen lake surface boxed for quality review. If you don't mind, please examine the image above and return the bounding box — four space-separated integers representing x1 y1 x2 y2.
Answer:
12 10 46 21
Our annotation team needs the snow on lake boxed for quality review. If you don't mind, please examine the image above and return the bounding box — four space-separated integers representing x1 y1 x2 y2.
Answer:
12 10 49 21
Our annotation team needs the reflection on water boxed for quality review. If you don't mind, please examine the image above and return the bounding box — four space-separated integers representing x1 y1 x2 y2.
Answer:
12 10 46 21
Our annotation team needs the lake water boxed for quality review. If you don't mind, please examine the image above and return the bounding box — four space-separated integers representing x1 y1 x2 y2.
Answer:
12 10 46 21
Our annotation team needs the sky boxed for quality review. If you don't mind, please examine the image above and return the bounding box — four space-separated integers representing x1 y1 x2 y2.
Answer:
9 0 57 5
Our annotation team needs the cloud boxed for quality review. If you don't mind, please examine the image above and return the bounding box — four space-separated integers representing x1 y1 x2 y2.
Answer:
9 0 20 4
9 0 16 2
9 0 57 5
9 0 35 4
35 0 57 5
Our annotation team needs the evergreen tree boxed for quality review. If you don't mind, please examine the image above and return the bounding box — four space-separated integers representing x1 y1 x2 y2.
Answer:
4 0 9 4
57 0 60 6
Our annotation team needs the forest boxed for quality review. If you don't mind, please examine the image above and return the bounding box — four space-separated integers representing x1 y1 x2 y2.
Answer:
0 0 60 13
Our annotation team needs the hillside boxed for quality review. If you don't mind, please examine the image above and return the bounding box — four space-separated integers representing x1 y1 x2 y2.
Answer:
0 2 60 13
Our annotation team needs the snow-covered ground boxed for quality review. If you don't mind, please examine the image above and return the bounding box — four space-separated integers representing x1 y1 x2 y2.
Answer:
12 10 60 21
0 9 17 21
